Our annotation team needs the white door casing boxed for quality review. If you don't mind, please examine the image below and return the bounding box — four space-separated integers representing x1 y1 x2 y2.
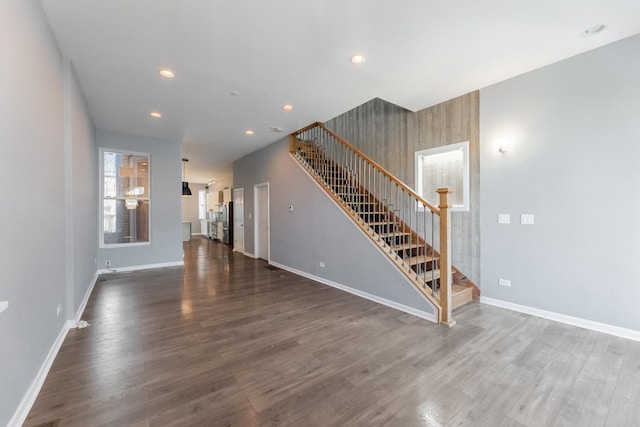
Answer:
233 188 244 253
254 183 269 261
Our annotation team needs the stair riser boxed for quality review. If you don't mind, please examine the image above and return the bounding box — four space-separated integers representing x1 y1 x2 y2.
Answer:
348 203 379 212
370 223 398 233
382 235 413 245
339 195 371 204
359 213 389 222
393 246 426 258
331 186 359 194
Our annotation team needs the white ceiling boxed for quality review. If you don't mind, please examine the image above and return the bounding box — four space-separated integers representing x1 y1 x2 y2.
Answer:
41 0 640 184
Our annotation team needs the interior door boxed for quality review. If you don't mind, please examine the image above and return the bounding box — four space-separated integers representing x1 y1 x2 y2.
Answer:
255 183 269 260
233 188 244 253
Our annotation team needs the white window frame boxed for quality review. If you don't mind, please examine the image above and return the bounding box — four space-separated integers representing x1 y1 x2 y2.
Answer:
99 148 151 248
198 189 207 220
415 141 469 212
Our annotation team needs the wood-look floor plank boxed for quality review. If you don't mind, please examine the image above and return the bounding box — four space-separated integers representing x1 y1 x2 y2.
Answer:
23 237 640 427
604 342 640 426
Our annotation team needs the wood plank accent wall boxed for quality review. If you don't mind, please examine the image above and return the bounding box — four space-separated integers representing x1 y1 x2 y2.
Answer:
324 92 480 285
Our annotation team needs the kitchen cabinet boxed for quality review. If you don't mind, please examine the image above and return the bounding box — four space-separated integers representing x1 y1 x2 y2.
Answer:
206 191 217 212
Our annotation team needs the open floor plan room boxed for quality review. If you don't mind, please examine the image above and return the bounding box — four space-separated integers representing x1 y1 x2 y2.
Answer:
24 238 640 427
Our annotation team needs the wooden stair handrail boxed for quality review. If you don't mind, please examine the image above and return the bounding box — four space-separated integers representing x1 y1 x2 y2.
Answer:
293 123 440 215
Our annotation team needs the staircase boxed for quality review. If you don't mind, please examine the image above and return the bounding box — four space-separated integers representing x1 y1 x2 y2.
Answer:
290 123 477 326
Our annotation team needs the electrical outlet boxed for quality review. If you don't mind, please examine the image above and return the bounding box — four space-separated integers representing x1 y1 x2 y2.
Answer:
319 261 325 268
498 214 510 224
56 304 62 316
521 214 535 225
498 278 511 287
106 260 111 268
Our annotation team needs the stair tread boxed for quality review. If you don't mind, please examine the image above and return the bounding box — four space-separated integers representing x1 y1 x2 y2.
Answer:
435 284 474 310
406 254 438 265
435 283 473 296
378 231 411 238
416 269 443 282
391 242 426 251
359 214 390 220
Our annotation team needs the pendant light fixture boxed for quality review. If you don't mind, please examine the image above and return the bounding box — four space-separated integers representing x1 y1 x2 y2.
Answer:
182 158 192 197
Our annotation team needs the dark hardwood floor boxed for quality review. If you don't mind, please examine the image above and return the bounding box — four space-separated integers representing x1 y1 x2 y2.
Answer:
25 237 640 426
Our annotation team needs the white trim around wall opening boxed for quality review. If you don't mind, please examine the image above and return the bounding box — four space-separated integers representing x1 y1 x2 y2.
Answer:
253 182 270 262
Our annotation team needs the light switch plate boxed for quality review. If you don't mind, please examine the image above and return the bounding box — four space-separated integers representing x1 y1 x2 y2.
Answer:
521 214 534 225
0 301 8 314
498 279 511 287
498 214 510 224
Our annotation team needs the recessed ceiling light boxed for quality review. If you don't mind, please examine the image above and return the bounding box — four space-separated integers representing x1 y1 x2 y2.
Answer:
583 25 606 36
245 130 254 135
350 54 366 64
282 104 293 111
159 68 175 78
150 112 162 118
269 126 284 132
230 91 240 96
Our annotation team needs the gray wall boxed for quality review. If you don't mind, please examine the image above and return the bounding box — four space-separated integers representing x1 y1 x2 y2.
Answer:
97 130 183 269
325 94 481 285
480 34 640 331
182 183 207 234
234 138 435 315
68 62 98 315
0 1 97 424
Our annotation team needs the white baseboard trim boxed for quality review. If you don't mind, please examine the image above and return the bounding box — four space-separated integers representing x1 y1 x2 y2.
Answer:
270 261 437 323
480 297 640 342
96 260 184 275
8 321 72 427
244 252 256 259
74 270 99 323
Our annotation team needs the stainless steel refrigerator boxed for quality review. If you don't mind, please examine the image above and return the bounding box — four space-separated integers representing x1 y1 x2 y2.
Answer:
222 201 233 245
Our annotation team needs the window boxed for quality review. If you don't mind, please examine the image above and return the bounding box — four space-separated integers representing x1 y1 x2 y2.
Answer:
100 150 150 246
198 190 207 220
415 141 469 212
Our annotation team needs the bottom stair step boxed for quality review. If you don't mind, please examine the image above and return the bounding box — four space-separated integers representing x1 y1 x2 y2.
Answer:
435 284 473 310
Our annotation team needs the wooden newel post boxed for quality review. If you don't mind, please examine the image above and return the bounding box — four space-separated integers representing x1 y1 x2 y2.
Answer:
436 187 455 327
289 134 297 153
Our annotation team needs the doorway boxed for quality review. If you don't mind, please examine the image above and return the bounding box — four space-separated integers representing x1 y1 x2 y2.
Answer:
233 188 244 253
254 182 269 261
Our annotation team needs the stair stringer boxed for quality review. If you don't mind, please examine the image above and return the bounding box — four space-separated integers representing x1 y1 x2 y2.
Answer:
288 153 440 322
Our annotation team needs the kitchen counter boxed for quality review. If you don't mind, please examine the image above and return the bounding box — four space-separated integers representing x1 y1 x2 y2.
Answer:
182 221 191 241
